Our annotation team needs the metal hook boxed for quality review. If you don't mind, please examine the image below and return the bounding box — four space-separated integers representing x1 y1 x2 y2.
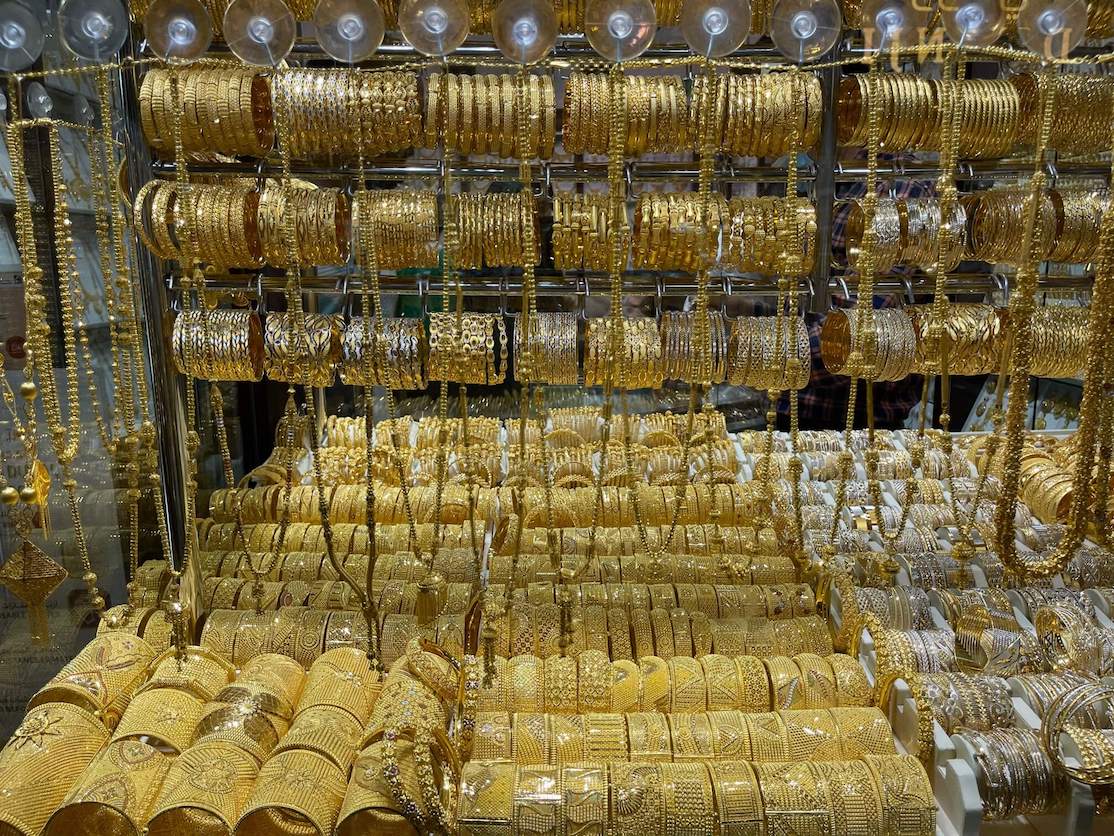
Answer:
255 273 266 314
836 276 851 305
255 157 267 190
577 274 589 320
901 276 914 305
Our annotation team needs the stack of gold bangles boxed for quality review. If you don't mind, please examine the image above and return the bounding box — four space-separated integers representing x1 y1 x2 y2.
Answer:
139 66 274 156
820 308 916 382
964 185 1106 266
633 193 729 271
339 317 427 390
172 309 265 382
906 303 1003 376
258 180 350 266
426 73 556 158
263 313 344 387
694 72 823 157
563 73 692 155
134 180 262 266
843 196 965 271
428 312 509 384
583 317 664 390
552 191 610 271
513 311 580 385
352 190 439 269
724 197 817 274
456 193 541 269
273 68 423 158
838 74 1021 158
660 311 729 383
727 316 812 391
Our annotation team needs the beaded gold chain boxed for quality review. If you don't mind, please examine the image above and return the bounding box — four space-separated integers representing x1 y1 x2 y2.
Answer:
994 72 1114 579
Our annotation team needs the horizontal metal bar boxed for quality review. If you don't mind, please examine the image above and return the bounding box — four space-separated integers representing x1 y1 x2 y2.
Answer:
167 269 813 298
151 158 814 183
150 157 1110 186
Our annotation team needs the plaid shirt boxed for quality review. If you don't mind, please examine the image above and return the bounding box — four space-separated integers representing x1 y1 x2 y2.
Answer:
777 170 929 430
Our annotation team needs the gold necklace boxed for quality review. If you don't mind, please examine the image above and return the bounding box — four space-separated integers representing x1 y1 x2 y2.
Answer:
0 112 105 636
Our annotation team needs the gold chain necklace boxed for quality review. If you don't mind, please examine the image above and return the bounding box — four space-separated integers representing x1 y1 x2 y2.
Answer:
0 111 105 637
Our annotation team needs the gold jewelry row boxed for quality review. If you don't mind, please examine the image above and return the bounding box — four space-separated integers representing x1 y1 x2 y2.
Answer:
965 185 1105 267
488 550 795 587
473 707 896 763
481 606 833 660
426 73 556 159
455 192 541 269
844 196 966 273
457 755 935 835
502 582 816 620
475 652 871 716
694 71 824 158
140 67 821 161
839 71 1114 157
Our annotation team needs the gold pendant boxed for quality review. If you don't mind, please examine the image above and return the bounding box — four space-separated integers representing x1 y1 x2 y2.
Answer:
29 459 52 538
0 540 67 646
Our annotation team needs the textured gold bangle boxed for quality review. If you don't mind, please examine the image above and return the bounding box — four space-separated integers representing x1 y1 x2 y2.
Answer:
236 749 348 836
29 633 157 729
639 656 671 712
111 688 205 753
145 739 260 836
0 703 110 836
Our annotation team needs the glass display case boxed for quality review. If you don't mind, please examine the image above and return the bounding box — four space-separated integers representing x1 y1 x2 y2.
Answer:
0 0 1109 833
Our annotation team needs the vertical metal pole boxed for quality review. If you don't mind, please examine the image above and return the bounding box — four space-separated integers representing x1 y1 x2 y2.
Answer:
810 58 841 314
113 57 194 613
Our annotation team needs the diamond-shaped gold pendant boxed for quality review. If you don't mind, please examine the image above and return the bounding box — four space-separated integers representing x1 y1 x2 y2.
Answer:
0 540 67 645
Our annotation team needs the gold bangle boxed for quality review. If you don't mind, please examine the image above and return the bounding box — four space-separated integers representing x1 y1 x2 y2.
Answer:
29 633 157 729
111 688 205 754
0 703 110 836
639 656 670 712
236 749 348 836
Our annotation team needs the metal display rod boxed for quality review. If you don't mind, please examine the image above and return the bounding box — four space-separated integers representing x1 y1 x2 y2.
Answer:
149 158 1110 184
